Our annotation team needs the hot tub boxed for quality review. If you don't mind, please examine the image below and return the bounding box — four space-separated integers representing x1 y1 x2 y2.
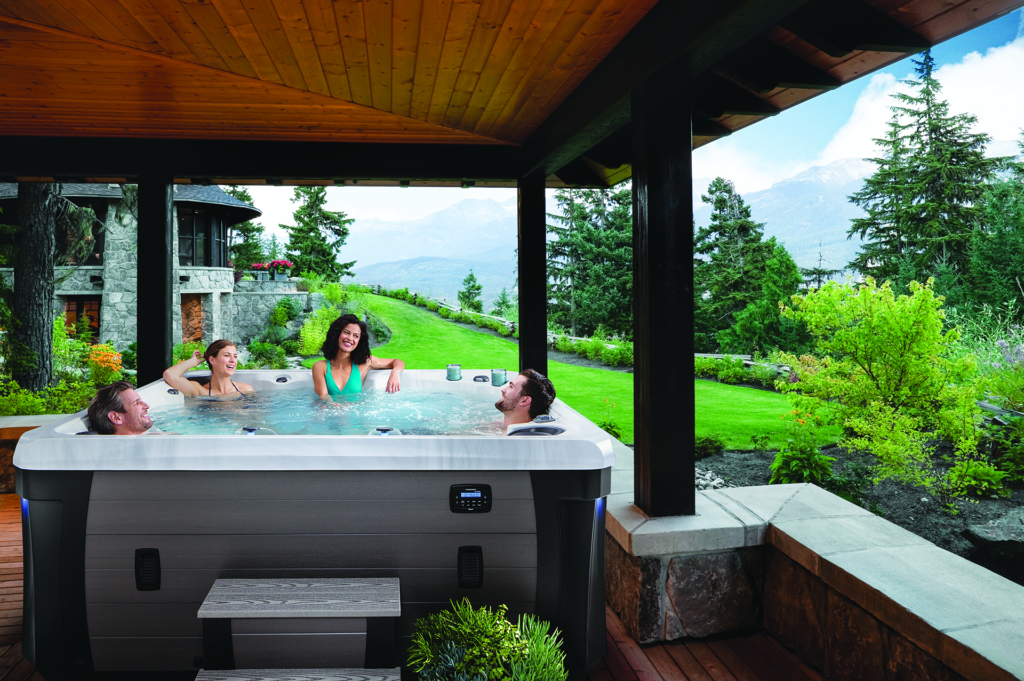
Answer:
15 370 612 679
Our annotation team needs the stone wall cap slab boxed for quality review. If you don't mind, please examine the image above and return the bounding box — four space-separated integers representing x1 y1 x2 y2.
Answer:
943 618 1024 681
702 490 767 546
610 467 632 495
607 493 647 552
773 514 932 565
609 438 633 470
772 483 873 523
630 493 748 556
717 484 804 522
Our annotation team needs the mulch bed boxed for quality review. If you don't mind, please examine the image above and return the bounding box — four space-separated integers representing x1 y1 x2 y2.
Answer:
700 444 1024 585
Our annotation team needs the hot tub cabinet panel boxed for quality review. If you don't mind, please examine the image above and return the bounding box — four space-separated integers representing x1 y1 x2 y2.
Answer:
15 371 612 678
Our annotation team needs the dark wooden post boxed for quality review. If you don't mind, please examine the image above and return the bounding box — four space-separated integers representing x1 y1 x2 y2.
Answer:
517 171 548 377
631 84 692 517
136 177 174 385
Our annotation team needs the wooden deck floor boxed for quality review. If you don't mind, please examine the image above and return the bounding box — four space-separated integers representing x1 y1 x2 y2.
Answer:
0 494 818 681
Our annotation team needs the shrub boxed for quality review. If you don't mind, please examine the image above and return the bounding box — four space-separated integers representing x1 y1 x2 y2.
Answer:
277 297 301 321
408 599 526 681
87 344 123 385
747 363 781 388
603 342 633 367
257 326 289 344
366 312 390 343
948 459 1010 498
297 272 325 293
121 342 138 372
715 357 748 384
323 282 346 306
438 306 451 319
173 341 206 366
268 306 289 327
554 335 575 354
507 615 569 681
577 337 607 361
769 411 835 485
52 317 90 381
0 381 45 416
299 306 342 356
42 380 94 414
695 434 725 460
281 340 301 356
694 356 719 378
982 417 1024 481
496 324 511 337
427 301 439 312
247 341 288 369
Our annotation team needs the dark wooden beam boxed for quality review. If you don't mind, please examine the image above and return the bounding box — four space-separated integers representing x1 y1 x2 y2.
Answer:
691 116 734 137
583 126 633 171
717 37 842 93
522 0 812 177
136 176 174 386
692 74 781 120
553 158 610 188
632 83 691 517
517 171 548 378
779 0 930 58
0 137 524 182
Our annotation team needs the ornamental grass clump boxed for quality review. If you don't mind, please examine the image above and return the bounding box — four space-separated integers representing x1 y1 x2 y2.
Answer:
408 599 567 681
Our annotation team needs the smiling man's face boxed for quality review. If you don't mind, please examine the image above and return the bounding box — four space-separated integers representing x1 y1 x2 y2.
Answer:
112 388 152 435
495 375 526 413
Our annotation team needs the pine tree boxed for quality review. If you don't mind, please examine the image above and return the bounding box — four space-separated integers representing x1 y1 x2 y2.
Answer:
223 185 265 271
282 187 355 279
848 50 1006 280
264 234 282 260
801 243 843 290
458 270 484 312
693 178 773 333
490 287 512 315
546 187 632 337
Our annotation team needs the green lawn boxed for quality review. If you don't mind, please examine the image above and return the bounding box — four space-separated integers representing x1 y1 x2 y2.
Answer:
302 294 635 441
695 380 842 450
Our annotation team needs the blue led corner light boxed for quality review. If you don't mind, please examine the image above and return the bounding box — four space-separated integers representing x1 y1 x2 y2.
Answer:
446 364 462 381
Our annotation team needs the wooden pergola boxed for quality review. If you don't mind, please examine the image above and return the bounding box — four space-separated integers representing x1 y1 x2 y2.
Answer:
1 0 1021 522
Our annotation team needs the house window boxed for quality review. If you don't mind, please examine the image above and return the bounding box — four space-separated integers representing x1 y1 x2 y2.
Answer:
64 296 101 341
178 206 227 267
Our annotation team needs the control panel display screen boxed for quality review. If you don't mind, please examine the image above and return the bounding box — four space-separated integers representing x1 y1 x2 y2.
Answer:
450 485 492 513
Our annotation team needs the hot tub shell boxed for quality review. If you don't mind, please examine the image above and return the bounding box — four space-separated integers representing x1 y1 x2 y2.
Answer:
15 370 612 679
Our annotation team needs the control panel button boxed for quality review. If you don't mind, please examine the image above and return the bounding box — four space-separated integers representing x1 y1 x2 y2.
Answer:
450 484 492 513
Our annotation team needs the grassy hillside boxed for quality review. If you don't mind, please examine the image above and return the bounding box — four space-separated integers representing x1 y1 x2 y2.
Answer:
304 293 635 441
695 380 842 450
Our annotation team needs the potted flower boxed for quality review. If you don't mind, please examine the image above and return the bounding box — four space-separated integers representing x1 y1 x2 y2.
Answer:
270 259 293 281
252 262 269 280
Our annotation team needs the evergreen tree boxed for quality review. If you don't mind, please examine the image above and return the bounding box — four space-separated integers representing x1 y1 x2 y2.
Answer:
718 238 809 354
264 234 282 260
490 287 512 315
546 187 632 337
848 50 1006 280
223 185 265 270
800 243 843 290
282 187 355 279
693 178 773 334
458 270 484 312
966 135 1024 314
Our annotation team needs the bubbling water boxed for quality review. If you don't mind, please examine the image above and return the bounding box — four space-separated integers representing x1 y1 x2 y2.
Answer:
152 389 506 436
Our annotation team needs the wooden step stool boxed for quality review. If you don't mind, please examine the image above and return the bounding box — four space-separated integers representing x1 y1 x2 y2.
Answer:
197 578 401 673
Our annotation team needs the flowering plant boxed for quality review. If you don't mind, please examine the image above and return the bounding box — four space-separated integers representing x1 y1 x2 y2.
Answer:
252 262 268 270
87 344 123 386
269 259 293 274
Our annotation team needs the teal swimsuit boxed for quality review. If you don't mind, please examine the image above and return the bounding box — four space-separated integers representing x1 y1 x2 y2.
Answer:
325 362 363 396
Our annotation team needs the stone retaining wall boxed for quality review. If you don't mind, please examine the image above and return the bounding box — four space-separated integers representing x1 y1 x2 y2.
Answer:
178 266 235 292
234 279 299 292
223 292 325 345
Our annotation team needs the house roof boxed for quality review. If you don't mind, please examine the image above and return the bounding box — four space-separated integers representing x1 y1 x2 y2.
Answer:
0 183 261 226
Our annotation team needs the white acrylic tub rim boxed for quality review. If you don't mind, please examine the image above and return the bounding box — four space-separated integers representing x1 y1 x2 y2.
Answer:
13 369 615 472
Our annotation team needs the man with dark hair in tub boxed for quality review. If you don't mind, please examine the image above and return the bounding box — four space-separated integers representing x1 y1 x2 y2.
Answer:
494 368 556 430
87 380 153 435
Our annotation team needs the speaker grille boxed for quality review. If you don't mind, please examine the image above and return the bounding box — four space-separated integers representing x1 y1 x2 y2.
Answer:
135 548 161 591
458 546 483 589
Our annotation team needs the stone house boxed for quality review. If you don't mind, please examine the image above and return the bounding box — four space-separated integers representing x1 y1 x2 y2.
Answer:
0 184 309 350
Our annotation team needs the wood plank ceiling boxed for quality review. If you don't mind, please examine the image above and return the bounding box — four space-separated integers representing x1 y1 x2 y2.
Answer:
0 0 659 145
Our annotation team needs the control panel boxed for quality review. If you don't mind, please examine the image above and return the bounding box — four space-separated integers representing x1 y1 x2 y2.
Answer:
450 484 492 513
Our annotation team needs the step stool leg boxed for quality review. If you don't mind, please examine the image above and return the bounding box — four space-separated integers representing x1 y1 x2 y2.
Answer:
202 618 235 670
364 616 396 668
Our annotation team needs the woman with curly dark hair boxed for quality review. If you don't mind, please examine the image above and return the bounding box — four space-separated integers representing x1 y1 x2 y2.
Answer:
312 314 405 397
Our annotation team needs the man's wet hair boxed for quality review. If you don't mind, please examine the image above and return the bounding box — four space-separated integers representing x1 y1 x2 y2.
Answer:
519 369 556 419
87 380 134 434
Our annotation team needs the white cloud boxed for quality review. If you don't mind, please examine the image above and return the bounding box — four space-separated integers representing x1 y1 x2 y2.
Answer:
691 139 806 198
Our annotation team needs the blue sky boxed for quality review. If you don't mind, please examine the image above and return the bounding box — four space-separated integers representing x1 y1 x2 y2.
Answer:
244 8 1024 242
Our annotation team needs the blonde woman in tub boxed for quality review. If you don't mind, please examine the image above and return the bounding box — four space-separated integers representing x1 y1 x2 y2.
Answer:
312 313 405 399
162 338 256 397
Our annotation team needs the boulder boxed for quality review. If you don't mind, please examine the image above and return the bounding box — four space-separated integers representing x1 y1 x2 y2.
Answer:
965 507 1024 585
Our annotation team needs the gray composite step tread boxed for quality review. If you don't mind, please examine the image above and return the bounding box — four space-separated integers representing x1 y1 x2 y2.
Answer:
197 578 401 619
195 670 401 681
